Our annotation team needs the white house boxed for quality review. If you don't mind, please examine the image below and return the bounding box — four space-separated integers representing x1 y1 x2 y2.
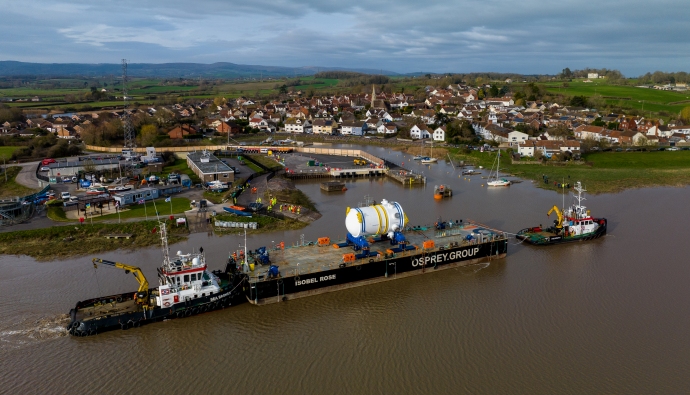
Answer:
433 126 446 142
518 141 536 157
507 130 529 146
284 118 311 134
377 124 398 134
410 125 431 139
340 121 365 136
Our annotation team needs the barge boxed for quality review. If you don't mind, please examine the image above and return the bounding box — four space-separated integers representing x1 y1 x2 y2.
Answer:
242 199 508 305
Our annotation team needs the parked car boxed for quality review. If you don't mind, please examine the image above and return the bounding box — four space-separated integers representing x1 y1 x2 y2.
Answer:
667 147 679 151
40 166 50 171
60 192 71 200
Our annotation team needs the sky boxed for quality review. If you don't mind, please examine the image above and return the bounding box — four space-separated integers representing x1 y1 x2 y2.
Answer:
1 0 689 77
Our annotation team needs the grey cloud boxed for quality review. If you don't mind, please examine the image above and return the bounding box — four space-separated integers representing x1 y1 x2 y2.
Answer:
0 0 689 75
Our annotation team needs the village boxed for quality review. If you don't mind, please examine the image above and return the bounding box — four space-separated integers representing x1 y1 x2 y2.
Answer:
2 76 690 166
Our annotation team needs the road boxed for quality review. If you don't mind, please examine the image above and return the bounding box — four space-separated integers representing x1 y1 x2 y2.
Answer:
13 161 43 189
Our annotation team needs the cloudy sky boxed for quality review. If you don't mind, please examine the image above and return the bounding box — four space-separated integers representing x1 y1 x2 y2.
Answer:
1 0 688 76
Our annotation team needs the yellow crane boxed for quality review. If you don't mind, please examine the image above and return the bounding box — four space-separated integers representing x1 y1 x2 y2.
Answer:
92 258 150 305
547 206 564 229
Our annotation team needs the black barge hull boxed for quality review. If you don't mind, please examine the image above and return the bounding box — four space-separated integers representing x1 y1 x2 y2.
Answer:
248 239 508 305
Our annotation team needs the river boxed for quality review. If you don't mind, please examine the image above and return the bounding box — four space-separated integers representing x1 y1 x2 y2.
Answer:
1 144 690 394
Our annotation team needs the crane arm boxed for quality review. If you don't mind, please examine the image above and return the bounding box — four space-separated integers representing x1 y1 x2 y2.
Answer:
547 205 564 229
92 258 149 295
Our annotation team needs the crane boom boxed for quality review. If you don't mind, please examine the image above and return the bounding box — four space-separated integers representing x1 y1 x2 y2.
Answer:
547 205 564 229
92 258 150 303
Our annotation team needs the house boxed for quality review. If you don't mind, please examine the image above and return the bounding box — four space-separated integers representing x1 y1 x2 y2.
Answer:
507 131 529 146
312 119 336 135
340 120 365 136
216 121 242 135
377 124 398 135
284 118 312 134
410 125 431 139
433 126 446 142
574 125 607 141
518 140 536 157
168 124 197 139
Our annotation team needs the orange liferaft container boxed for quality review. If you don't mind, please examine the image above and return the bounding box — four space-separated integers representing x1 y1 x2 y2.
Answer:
422 240 435 249
317 237 331 246
342 253 355 262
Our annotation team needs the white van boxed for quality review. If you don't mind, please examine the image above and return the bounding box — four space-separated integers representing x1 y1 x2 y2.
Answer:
260 148 268 154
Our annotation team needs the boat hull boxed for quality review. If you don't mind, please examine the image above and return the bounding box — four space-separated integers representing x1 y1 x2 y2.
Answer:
516 218 607 246
247 239 508 305
223 207 253 217
66 274 247 336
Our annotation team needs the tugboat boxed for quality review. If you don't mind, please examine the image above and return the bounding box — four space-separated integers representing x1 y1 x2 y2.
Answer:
434 184 453 199
516 181 607 245
66 223 247 336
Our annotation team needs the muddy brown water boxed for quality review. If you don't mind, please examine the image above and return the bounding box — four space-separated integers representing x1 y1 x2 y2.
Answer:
2 144 690 394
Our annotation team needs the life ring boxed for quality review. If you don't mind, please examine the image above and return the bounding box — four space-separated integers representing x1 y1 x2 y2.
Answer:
116 297 123 303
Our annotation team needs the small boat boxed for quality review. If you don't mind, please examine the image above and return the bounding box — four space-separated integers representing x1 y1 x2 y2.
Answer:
224 206 253 217
207 180 229 192
433 185 452 199
86 186 108 195
108 185 132 192
412 155 424 160
516 181 607 245
462 169 479 175
487 151 510 187
421 157 438 164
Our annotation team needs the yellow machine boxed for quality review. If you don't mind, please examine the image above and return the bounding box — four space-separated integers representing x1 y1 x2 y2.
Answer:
92 258 150 305
547 206 564 229
353 158 366 166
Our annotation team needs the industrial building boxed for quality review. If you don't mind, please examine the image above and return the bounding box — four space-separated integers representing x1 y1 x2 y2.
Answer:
186 150 234 183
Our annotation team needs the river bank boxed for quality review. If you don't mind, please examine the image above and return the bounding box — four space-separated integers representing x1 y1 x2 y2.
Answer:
448 148 690 194
0 220 188 261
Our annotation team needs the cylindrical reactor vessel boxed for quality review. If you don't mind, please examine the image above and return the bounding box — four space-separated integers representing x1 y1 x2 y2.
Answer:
345 199 407 237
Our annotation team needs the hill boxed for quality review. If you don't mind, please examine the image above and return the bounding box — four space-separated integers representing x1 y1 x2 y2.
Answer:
0 61 398 78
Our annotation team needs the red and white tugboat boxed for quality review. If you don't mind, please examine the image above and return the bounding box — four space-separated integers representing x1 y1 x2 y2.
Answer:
66 223 247 336
516 181 607 245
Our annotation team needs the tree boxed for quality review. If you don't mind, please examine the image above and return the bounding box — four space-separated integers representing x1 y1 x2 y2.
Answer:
680 106 690 122
489 85 499 97
140 124 158 146
591 117 606 127
569 95 588 107
213 96 227 107
547 124 571 140
561 68 572 79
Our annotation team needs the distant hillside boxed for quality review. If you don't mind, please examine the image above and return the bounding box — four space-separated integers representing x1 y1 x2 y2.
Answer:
0 61 398 78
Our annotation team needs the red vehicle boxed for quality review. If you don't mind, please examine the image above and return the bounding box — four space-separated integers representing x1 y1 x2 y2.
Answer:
41 158 57 166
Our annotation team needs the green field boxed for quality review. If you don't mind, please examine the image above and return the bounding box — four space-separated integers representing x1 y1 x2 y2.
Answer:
543 80 690 114
0 146 21 158
450 149 690 194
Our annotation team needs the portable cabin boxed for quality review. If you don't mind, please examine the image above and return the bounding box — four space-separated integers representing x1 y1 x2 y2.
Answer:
112 187 160 206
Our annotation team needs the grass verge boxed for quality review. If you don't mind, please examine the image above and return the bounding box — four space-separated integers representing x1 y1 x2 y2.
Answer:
0 166 39 198
0 220 188 261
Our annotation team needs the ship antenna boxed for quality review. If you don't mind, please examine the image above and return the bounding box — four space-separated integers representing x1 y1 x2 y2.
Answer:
160 221 171 268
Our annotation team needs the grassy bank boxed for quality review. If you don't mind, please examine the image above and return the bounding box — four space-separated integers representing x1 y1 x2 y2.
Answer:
450 149 690 194
0 166 39 198
48 197 191 222
213 213 307 234
0 220 188 261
